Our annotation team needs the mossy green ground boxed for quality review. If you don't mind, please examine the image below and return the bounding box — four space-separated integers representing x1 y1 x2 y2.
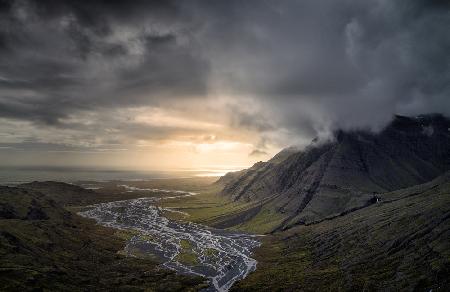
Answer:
175 251 199 265
180 239 194 249
0 185 207 291
7 175 449 291
158 183 286 234
232 175 450 291
113 228 140 240
174 239 199 265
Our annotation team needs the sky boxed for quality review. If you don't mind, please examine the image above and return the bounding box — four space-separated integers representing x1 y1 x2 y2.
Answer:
0 0 449 172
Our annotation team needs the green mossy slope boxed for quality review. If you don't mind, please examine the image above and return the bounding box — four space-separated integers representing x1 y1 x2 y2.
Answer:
0 186 206 291
233 173 450 291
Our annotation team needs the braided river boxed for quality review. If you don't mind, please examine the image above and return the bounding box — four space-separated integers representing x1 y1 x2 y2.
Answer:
78 186 260 291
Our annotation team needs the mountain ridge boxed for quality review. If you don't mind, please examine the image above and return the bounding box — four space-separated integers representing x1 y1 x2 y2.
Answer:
218 114 450 230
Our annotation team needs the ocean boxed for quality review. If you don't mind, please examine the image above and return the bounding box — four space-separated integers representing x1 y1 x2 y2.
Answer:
0 166 232 185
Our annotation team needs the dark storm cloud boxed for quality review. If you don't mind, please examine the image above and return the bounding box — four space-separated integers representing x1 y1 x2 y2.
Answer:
0 0 208 125
0 0 449 144
198 0 450 136
0 140 85 151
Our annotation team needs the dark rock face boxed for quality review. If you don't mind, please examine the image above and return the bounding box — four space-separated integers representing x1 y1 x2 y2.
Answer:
219 114 450 227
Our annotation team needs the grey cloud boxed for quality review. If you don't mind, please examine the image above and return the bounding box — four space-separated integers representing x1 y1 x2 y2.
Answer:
249 149 268 157
0 139 94 152
0 0 449 148
200 0 450 136
0 0 208 125
227 104 275 133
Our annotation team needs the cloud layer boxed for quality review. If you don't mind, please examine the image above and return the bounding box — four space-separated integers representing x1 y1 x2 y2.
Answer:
0 0 449 168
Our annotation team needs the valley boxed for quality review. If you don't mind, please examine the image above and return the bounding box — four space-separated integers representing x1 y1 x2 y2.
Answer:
78 186 261 291
1 0 449 290
1 115 450 291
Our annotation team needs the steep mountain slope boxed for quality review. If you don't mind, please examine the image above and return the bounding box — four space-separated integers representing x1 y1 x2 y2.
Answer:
232 172 450 291
0 185 206 291
218 114 450 229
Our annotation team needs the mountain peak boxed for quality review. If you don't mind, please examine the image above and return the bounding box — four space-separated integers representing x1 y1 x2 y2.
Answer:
219 114 450 230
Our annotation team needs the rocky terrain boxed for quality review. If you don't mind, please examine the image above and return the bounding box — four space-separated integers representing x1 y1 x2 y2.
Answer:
218 114 450 230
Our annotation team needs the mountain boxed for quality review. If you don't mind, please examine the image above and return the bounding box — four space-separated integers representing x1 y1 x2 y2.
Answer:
232 171 450 291
0 184 205 291
218 114 450 230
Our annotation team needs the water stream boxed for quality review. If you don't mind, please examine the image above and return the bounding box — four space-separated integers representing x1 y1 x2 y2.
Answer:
78 186 260 291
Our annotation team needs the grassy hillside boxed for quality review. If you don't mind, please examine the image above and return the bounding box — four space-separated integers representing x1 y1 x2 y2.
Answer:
157 183 286 234
232 173 450 291
0 186 206 291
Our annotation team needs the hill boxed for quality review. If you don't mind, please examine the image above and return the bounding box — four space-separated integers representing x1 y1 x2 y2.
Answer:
0 185 206 291
232 172 450 291
19 181 97 206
